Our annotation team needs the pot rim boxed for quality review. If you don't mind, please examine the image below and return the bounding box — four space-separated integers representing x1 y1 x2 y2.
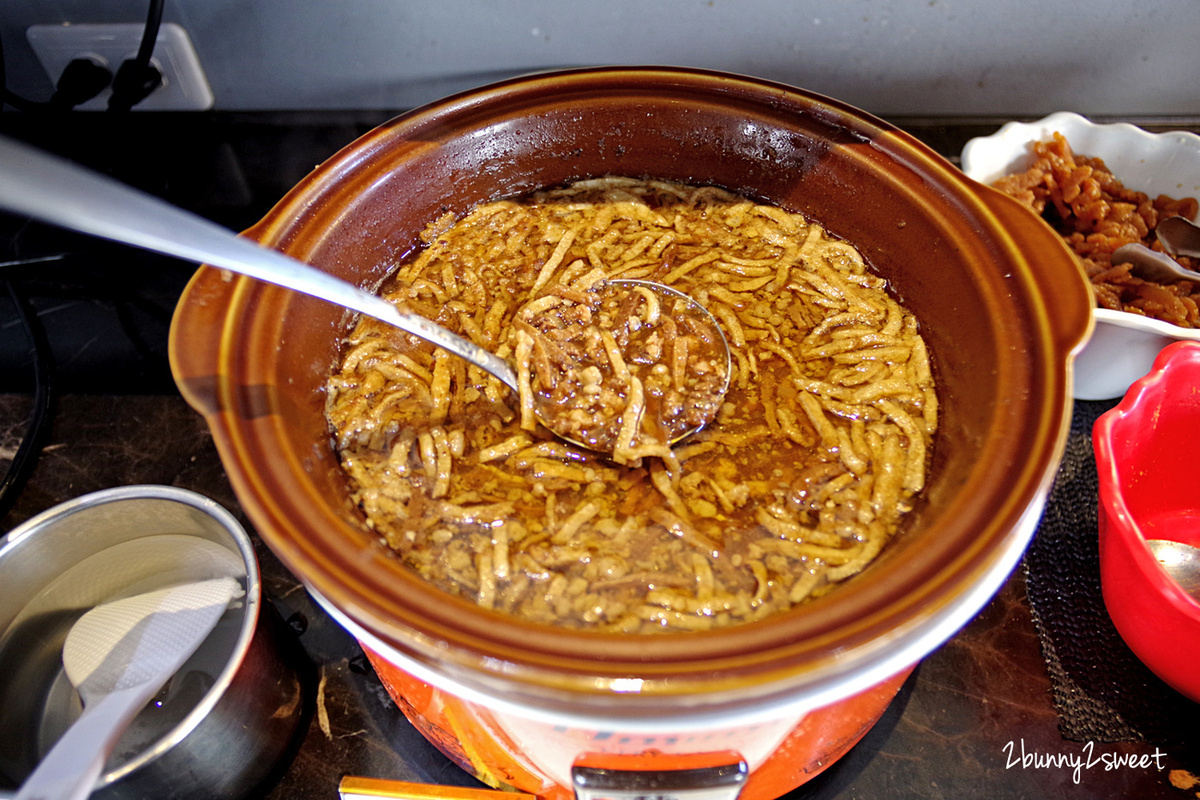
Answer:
170 66 1090 720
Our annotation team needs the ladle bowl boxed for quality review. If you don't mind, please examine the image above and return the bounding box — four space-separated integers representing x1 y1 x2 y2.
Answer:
524 277 732 454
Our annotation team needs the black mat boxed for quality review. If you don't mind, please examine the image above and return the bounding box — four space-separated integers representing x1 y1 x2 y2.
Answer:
1023 399 1198 744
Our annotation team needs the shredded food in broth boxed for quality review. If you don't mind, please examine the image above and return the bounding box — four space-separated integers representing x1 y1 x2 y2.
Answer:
325 177 938 632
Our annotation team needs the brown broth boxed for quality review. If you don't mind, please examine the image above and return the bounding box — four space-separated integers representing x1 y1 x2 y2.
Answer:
325 178 938 632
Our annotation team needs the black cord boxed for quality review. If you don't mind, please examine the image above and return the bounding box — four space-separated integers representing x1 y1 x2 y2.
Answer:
108 0 165 112
134 0 165 67
0 279 56 521
1 0 165 114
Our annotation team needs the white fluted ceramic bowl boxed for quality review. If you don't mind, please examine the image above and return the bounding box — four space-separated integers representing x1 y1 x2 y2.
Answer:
962 111 1200 400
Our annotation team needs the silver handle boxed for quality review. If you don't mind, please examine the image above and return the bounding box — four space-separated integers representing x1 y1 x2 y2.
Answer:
572 758 748 800
0 135 518 391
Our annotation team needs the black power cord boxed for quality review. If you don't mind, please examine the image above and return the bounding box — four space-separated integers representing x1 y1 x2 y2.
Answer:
0 277 56 521
108 0 165 112
1 0 166 113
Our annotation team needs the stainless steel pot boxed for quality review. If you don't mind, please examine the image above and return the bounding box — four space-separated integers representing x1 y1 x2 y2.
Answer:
0 485 311 800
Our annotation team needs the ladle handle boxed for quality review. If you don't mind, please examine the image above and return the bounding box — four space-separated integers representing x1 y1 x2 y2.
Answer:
0 135 518 391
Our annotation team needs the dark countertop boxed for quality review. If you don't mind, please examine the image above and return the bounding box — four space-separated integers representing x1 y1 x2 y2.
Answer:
1 110 1198 799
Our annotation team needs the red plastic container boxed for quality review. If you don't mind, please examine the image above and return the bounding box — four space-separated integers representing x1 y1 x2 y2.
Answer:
1095 341 1200 702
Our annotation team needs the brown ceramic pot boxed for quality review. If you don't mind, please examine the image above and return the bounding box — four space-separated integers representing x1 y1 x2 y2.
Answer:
169 67 1091 798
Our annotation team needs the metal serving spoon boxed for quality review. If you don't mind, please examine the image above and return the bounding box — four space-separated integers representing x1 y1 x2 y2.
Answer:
14 577 243 800
1111 215 1200 284
1145 539 1200 602
1111 243 1200 284
1156 215 1200 260
0 134 519 392
0 136 729 449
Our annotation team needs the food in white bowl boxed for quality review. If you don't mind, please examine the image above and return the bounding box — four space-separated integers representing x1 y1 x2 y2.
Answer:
961 111 1200 400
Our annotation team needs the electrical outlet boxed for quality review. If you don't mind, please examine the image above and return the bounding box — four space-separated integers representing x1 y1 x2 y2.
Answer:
26 22 213 111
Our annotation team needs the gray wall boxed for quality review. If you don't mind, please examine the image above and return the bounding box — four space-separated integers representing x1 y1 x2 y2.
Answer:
3 0 1198 117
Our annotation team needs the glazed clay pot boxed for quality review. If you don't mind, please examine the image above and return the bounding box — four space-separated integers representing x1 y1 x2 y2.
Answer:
170 68 1091 798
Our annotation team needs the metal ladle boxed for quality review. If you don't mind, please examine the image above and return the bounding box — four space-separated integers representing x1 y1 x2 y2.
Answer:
1111 215 1200 284
0 135 519 392
0 136 729 449
1145 539 1200 602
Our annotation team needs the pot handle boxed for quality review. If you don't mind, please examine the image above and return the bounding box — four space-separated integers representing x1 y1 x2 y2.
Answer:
571 752 747 800
969 183 1095 356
